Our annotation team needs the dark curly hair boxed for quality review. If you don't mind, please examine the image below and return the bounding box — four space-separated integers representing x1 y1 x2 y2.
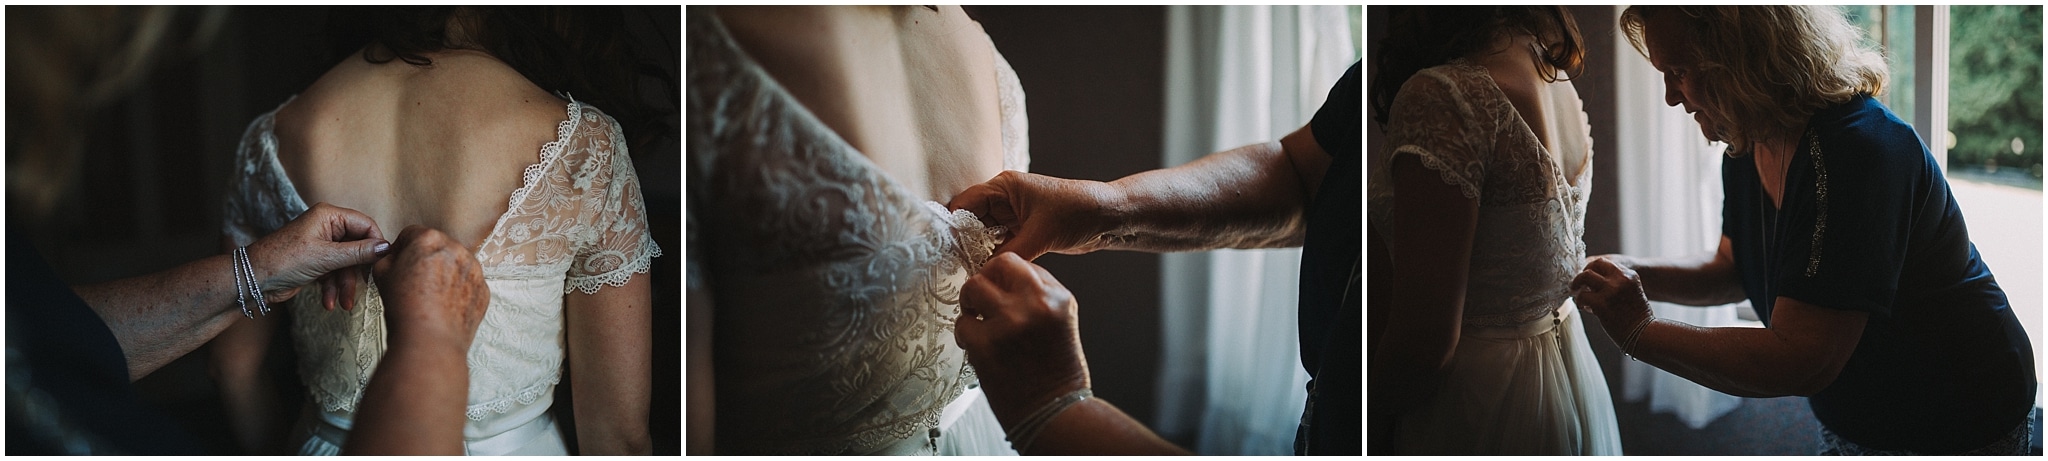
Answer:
325 6 671 155
1370 6 1584 130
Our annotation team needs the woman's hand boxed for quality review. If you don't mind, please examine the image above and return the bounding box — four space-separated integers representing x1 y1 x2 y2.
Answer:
948 171 1126 261
246 202 392 308
346 225 488 456
954 252 1091 427
1571 256 1654 337
371 225 490 354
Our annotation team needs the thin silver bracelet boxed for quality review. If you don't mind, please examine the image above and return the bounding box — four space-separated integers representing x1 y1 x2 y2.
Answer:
232 248 252 318
1621 314 1655 361
1005 388 1091 454
232 246 268 318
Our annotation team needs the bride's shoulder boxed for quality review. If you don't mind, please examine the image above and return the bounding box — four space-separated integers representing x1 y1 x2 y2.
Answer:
290 49 566 128
414 50 568 125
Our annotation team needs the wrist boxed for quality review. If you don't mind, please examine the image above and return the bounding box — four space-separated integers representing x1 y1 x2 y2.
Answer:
1601 304 1649 336
1087 179 1134 242
1616 310 1656 358
387 322 473 358
243 239 287 291
984 371 1087 430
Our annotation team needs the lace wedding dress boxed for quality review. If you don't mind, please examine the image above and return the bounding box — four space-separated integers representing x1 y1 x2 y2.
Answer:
687 7 1025 456
1367 60 1622 454
223 94 661 455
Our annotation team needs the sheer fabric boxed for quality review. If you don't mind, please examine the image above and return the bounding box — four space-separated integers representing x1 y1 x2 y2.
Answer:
687 7 1023 455
1366 60 1620 454
1155 6 1354 454
1611 31 1746 429
223 94 661 455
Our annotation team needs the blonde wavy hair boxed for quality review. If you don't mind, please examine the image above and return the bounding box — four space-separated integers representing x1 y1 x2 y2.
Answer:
1620 6 1888 152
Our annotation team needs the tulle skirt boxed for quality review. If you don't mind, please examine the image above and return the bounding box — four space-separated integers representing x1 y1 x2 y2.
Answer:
1396 300 1623 455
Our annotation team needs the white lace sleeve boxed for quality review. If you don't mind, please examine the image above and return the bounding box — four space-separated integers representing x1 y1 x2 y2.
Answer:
1386 68 1494 199
993 47 1029 173
562 107 663 294
222 102 308 248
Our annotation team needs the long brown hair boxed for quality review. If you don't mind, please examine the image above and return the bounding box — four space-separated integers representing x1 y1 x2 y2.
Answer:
1370 6 1584 130
1620 6 1887 152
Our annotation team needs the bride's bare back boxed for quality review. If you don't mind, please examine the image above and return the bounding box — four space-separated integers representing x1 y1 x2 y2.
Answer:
717 6 1005 201
273 48 568 248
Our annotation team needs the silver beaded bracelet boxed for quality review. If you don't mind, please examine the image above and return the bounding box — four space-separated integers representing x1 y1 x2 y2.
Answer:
232 246 268 318
1005 388 1091 454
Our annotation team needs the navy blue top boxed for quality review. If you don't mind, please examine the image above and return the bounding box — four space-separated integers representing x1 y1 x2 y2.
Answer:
1721 95 2036 453
1296 60 1362 455
6 229 200 454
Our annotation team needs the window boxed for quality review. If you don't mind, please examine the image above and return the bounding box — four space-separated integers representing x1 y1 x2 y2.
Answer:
1850 6 2043 390
1844 6 1919 128
1944 8 2043 401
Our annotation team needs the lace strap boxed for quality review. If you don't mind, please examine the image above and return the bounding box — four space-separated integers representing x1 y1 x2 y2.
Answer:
1385 65 1499 200
224 97 311 246
992 47 1029 173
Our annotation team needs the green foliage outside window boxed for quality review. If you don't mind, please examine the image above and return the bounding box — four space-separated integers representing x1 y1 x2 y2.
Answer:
1949 5 2043 182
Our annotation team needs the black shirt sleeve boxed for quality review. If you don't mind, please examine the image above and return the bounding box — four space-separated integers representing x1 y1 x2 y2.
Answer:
1310 61 1362 158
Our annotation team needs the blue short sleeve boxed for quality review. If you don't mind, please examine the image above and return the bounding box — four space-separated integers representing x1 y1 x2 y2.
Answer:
1769 125 1929 319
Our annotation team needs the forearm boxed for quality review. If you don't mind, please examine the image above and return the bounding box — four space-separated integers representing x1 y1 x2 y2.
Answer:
1022 398 1188 455
567 276 655 454
74 254 247 380
572 375 653 455
1626 320 1831 397
1368 341 1449 418
1097 141 1308 252
686 280 716 455
1367 293 1459 416
343 337 470 455
1626 253 1745 306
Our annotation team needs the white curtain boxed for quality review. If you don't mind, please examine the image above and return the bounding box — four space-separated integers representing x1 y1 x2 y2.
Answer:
1155 5 1353 455
1611 5 1752 429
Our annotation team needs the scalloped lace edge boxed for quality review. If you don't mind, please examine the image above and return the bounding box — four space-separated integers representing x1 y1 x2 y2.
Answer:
481 96 585 253
465 374 566 421
1391 145 1482 199
564 242 664 294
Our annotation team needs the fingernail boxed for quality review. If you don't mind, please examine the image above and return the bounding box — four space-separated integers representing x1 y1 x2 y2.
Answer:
373 242 391 255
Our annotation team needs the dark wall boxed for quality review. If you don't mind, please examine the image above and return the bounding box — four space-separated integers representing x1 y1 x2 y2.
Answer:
972 6 1168 427
1563 2 1629 417
11 6 680 454
1571 5 1622 258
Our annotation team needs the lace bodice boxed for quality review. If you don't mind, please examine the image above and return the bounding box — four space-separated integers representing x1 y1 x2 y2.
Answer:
687 7 1027 455
222 95 661 437
1367 60 1593 328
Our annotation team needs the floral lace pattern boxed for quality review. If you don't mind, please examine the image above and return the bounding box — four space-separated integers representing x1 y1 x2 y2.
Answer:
994 49 1030 174
688 8 1024 455
1367 60 1593 328
223 93 660 425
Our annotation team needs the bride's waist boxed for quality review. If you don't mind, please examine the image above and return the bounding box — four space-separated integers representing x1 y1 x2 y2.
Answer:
316 386 555 439
1461 299 1576 339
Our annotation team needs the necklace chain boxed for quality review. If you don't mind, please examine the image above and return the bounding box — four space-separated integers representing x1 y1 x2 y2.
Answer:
1760 128 1817 311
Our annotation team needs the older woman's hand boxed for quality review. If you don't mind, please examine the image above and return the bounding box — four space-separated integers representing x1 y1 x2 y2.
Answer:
371 225 490 352
954 252 1091 427
1571 255 1655 337
247 202 392 308
948 171 1125 261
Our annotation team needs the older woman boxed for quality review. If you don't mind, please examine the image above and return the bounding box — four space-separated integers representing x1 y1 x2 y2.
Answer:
1573 6 2036 455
